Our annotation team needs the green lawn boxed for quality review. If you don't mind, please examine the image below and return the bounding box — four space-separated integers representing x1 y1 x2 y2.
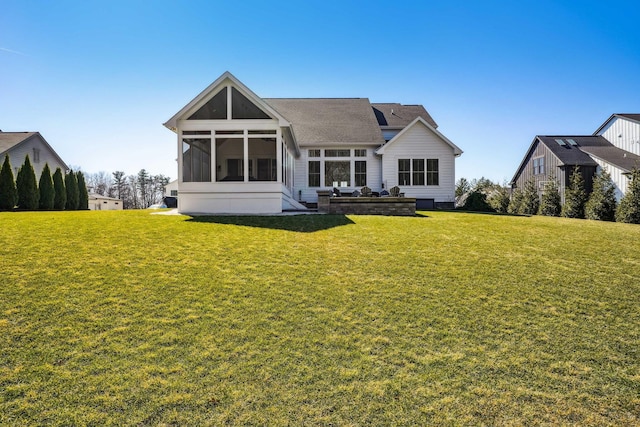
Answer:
1 210 639 425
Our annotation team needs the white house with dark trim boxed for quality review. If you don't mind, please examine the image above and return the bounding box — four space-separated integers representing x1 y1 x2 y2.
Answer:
164 72 462 214
0 131 68 178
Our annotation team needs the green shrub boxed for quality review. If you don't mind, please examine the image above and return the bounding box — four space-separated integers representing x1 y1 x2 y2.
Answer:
16 155 39 210
65 170 79 210
507 188 524 214
585 170 616 221
562 166 587 219
486 186 510 213
77 171 89 210
39 163 55 210
0 155 17 210
461 190 494 212
539 177 561 216
616 168 640 224
53 168 66 210
521 179 540 215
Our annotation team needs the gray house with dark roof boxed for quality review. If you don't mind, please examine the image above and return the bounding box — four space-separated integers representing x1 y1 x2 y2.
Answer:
510 114 640 202
164 72 462 214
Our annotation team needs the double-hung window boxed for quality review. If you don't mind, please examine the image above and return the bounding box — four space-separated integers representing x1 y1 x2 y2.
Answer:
308 161 320 187
426 159 439 185
398 159 411 185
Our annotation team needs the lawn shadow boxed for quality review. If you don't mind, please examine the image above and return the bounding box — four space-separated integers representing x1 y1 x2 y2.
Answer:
185 214 355 232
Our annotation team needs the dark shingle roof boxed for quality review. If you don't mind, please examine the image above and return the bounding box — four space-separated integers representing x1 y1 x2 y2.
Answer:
0 132 37 154
371 103 437 128
264 98 385 145
537 136 609 166
616 114 640 123
580 145 640 172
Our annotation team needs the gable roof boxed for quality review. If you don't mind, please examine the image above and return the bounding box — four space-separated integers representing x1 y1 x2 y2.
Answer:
264 98 385 145
163 71 291 131
375 116 462 155
510 135 634 184
371 103 438 129
594 113 640 135
0 131 68 170
0 132 38 154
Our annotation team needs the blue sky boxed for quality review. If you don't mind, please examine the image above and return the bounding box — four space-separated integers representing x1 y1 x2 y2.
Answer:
2 0 639 183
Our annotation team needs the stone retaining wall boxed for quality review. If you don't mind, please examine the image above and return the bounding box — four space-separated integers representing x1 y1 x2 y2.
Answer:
317 191 416 216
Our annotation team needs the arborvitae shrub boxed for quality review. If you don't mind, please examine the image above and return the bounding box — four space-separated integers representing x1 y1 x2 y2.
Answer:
65 170 79 210
539 177 561 216
39 163 55 210
0 155 17 210
562 166 587 219
521 179 540 215
53 168 66 210
77 171 89 210
585 170 617 221
616 168 640 224
16 155 39 210
508 188 524 214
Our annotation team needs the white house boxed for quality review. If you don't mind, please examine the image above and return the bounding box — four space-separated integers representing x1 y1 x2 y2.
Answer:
164 72 462 214
0 131 68 178
88 193 123 210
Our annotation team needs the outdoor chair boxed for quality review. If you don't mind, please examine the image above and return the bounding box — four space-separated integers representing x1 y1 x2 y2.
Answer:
389 186 401 197
360 186 372 197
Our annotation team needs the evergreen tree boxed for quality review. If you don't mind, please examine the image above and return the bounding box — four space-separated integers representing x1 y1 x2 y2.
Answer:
53 167 66 210
38 163 55 210
461 189 494 212
0 155 17 210
521 179 540 215
487 185 510 213
562 166 587 218
507 188 524 214
538 177 561 216
76 170 89 210
65 170 79 210
585 170 617 221
616 168 640 224
16 155 39 210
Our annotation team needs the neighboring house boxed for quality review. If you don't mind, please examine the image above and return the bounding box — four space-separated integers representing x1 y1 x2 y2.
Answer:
164 179 179 197
0 131 68 178
163 71 462 214
510 114 640 202
88 193 123 210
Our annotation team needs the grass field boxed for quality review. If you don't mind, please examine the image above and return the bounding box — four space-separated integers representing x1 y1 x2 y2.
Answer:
1 210 639 425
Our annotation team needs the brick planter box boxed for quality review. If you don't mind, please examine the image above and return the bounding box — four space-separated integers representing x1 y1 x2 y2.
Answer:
317 191 416 216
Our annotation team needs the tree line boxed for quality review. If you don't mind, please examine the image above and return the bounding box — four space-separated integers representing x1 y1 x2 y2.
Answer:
0 155 88 211
84 169 170 209
456 167 640 224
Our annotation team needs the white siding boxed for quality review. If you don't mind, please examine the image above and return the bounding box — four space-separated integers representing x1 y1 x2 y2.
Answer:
600 117 640 156
593 160 627 201
293 146 382 203
6 135 67 179
380 122 456 203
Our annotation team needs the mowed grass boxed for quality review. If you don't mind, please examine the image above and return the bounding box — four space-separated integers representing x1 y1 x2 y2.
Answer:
1 210 639 425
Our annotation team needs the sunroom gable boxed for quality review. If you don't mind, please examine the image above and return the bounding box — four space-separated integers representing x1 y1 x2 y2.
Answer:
164 71 290 130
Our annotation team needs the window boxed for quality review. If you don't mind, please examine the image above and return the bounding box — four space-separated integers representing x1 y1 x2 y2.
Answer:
182 138 211 182
32 148 41 163
325 161 350 187
188 87 227 120
412 159 425 185
231 87 270 119
354 149 367 157
215 137 243 182
398 159 411 185
325 149 350 157
355 161 367 186
170 190 178 197
308 149 320 157
533 157 544 175
427 159 439 185
249 138 276 181
308 161 320 187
